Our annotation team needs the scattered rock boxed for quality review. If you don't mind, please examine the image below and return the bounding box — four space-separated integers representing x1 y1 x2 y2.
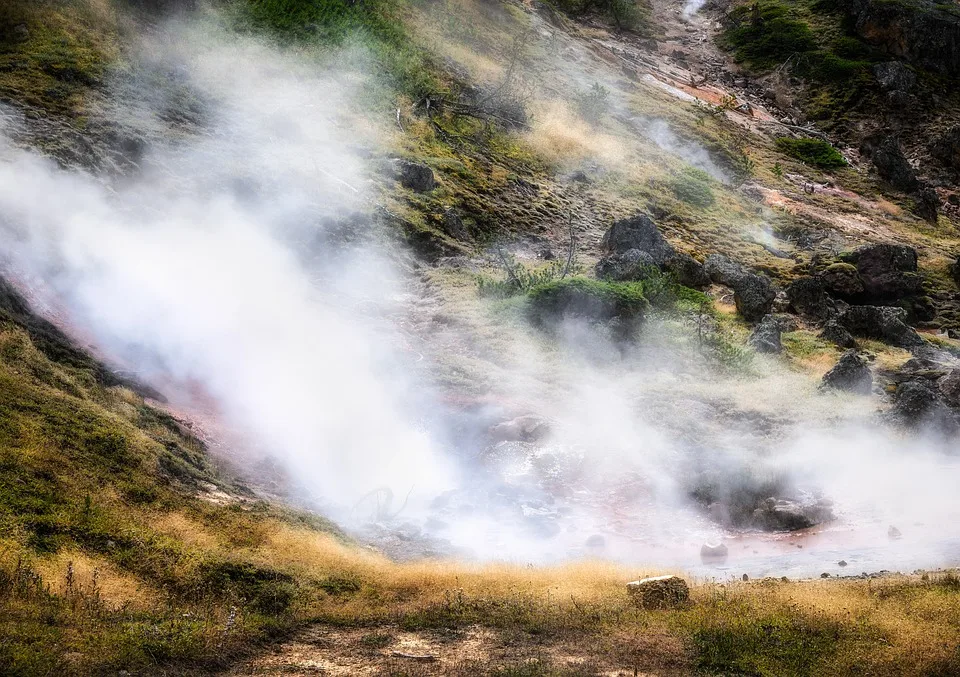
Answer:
742 573 749 582
734 273 777 322
663 253 710 289
751 496 834 531
442 208 470 240
844 243 923 302
821 572 831 578
489 415 551 443
914 185 940 223
602 213 675 264
932 126 960 171
939 370 960 409
704 254 747 287
391 159 436 192
873 61 916 93
860 135 918 192
786 276 834 320
585 534 606 549
11 24 29 43
700 541 729 563
749 314 783 353
626 575 690 609
821 262 864 299
838 305 924 348
950 256 960 288
821 349 873 394
889 380 958 430
839 560 848 567
595 248 657 282
888 525 902 540
819 320 858 349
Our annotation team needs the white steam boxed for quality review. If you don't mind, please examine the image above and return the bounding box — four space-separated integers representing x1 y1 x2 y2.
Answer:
0 24 455 513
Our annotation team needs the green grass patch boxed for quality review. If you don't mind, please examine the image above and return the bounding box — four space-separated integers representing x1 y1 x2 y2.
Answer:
775 137 847 169
667 167 716 208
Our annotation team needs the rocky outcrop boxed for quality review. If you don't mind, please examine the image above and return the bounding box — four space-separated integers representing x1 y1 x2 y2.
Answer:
391 159 436 192
950 256 960 288
602 213 675 264
821 262 864 299
489 415 551 443
819 320 858 349
734 273 777 322
932 126 960 171
704 254 775 321
889 380 959 431
842 243 924 302
751 496 834 532
838 305 924 348
786 276 834 320
626 575 689 609
860 135 918 192
873 61 916 94
704 254 746 287
663 253 710 289
839 0 960 79
595 248 657 281
939 370 960 409
821 350 873 394
597 215 708 288
749 314 783 353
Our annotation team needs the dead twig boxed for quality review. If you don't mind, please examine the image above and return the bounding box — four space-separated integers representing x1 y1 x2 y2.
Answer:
390 651 437 662
561 211 576 279
395 107 404 133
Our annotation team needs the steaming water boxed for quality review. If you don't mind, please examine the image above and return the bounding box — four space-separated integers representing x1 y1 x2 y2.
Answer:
0 17 958 580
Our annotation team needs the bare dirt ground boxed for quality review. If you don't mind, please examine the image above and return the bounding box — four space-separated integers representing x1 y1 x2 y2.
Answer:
227 624 689 676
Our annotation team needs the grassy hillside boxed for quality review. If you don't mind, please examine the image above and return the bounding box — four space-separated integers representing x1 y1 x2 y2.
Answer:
1 1 960 675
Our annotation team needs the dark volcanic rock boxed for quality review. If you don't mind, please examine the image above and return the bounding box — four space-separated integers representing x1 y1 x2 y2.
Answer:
844 243 923 302
594 249 657 282
734 273 777 322
602 213 676 264
932 126 960 171
820 262 864 298
914 185 940 223
889 380 959 431
751 497 834 532
821 350 873 394
873 61 916 92
442 208 470 240
819 320 858 349
786 276 834 319
939 370 960 409
392 159 436 192
840 0 960 79
663 253 710 289
749 314 783 353
704 254 747 287
951 256 960 288
839 305 924 348
860 135 918 192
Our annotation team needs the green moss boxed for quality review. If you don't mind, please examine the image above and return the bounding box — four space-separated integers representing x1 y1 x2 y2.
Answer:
775 137 847 169
527 277 650 328
667 167 716 208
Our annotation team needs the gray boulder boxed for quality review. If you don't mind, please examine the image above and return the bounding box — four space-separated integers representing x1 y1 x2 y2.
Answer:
392 159 436 192
594 249 657 282
821 350 873 394
626 575 690 609
844 243 923 301
751 497 834 532
820 262 864 298
838 305 924 348
602 213 675 264
939 370 960 409
442 208 470 240
860 135 918 192
873 62 916 93
889 380 958 431
734 273 777 322
663 253 710 289
786 276 834 320
819 320 858 349
749 315 783 354
704 254 747 287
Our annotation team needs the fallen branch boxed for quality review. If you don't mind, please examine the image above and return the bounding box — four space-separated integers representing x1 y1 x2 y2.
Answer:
390 651 437 662
395 107 404 133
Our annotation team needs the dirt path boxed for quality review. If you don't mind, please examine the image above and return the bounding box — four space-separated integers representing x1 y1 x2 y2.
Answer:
226 624 688 676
